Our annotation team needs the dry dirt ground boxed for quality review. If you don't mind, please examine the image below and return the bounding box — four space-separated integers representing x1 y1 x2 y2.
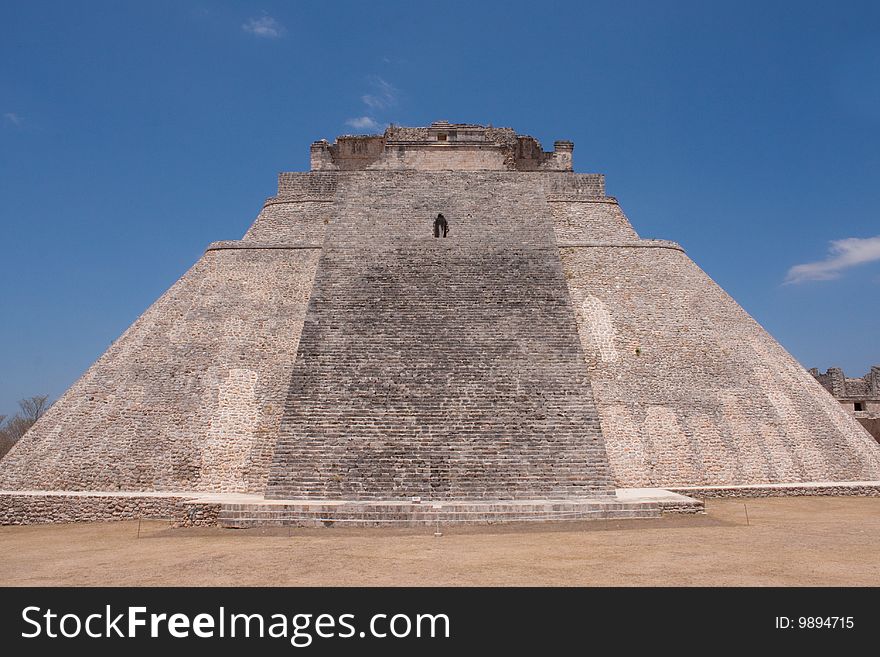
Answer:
1 497 878 586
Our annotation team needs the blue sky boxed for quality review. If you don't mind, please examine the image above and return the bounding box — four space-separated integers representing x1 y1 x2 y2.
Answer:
1 1 879 416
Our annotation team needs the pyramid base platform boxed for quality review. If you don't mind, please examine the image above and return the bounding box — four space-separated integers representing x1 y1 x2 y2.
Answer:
3 483 879 527
0 489 704 527
215 494 686 528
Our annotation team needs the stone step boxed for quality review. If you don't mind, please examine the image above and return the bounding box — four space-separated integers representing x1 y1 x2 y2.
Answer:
265 181 616 501
218 499 662 528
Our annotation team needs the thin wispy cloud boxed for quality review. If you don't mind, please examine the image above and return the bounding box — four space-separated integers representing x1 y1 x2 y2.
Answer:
3 112 23 127
345 116 381 131
343 76 401 133
242 15 285 39
785 235 880 284
361 76 398 110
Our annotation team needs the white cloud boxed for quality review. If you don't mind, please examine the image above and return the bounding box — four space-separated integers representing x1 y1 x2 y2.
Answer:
242 15 285 38
785 235 880 284
343 76 401 132
3 112 23 126
361 76 398 109
345 116 381 131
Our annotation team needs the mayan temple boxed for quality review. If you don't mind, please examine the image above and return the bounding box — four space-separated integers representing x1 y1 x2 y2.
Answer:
2 121 879 526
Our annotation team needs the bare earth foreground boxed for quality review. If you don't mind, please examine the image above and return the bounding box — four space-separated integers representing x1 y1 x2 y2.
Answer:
1 497 878 586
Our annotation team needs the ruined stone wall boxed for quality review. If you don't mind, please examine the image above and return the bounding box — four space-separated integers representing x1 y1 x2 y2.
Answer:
388 124 516 145
385 126 431 142
0 247 320 493
514 138 572 171
310 124 573 172
808 366 880 442
366 145 510 171
811 366 880 400
327 137 387 170
266 171 615 500
559 234 880 487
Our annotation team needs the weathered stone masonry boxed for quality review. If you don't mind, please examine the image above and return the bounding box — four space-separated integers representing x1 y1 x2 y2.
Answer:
810 366 880 442
562 244 880 487
1 120 879 525
0 247 320 494
266 171 615 501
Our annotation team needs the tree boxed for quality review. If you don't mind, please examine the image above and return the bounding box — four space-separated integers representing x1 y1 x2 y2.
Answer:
0 414 12 459
18 395 50 425
0 395 51 459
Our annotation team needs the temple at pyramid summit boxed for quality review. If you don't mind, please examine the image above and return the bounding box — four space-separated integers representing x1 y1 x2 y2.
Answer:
2 121 879 527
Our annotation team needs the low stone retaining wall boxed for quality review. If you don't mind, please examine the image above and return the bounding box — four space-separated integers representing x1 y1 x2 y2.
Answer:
217 499 664 528
656 499 704 514
0 492 218 527
179 500 222 527
668 482 880 499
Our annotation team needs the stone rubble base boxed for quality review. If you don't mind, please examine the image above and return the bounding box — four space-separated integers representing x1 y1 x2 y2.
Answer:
0 491 221 527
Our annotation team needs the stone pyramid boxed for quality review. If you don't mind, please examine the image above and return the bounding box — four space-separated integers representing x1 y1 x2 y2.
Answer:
2 122 879 517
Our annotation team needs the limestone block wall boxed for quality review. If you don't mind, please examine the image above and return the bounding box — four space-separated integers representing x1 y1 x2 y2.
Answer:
551 199 639 242
242 200 332 243
277 171 339 197
266 171 615 500
0 248 319 493
326 170 577 243
245 172 337 243
366 146 509 171
0 492 222 526
547 172 605 199
559 239 880 487
669 483 880 499
859 418 880 442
